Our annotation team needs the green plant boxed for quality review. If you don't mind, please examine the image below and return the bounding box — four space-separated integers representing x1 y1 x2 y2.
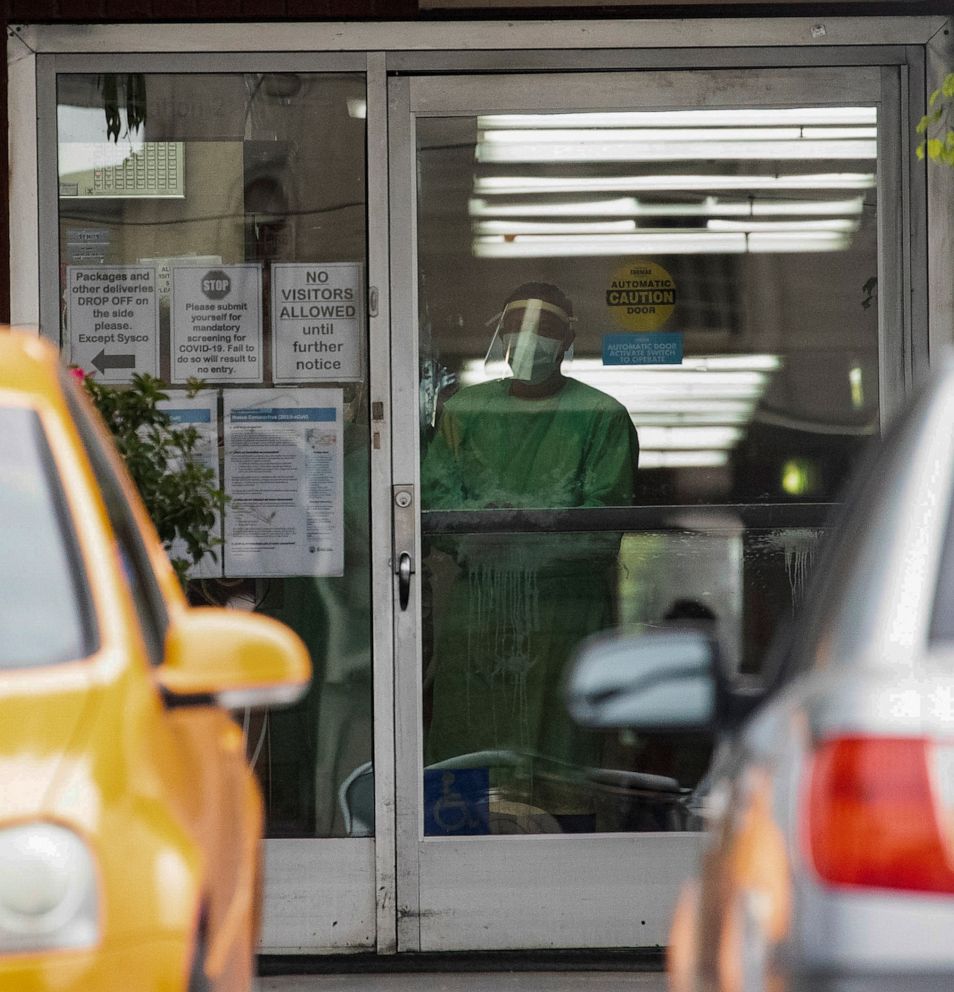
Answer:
79 371 227 586
917 72 954 166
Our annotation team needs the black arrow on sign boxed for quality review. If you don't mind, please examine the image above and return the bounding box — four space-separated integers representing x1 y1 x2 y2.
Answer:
91 349 136 374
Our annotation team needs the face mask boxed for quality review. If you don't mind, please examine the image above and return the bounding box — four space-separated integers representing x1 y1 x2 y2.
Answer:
504 330 564 385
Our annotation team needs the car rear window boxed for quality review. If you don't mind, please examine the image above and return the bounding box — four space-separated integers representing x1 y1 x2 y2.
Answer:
0 406 97 668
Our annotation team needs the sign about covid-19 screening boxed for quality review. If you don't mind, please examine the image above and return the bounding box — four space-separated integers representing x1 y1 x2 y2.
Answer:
67 266 159 382
170 264 263 384
271 262 364 383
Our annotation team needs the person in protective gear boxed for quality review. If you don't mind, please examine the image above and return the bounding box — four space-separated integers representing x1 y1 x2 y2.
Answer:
420 282 639 823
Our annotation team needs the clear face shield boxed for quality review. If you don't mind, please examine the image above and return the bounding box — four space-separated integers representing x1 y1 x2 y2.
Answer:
483 298 575 384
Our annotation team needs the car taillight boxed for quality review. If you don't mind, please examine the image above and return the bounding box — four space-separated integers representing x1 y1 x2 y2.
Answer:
806 736 954 894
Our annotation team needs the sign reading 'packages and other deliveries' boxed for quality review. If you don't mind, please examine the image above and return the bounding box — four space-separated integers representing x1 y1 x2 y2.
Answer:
67 266 159 381
171 264 263 384
271 262 364 383
606 259 676 332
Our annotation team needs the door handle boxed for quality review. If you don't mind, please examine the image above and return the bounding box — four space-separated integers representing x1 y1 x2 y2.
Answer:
398 552 414 610
392 485 416 612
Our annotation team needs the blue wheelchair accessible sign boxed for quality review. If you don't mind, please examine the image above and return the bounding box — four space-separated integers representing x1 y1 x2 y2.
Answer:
424 767 490 835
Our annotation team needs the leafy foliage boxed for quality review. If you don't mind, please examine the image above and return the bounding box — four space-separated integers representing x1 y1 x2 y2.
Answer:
916 72 954 167
80 371 227 586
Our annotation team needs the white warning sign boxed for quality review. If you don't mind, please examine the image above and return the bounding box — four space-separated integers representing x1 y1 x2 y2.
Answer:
67 266 159 382
171 264 263 384
271 262 363 383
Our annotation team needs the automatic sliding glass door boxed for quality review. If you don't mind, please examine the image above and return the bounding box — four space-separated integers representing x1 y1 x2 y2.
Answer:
389 65 898 951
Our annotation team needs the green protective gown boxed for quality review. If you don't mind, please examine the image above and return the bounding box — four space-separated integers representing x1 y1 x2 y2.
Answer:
421 375 639 799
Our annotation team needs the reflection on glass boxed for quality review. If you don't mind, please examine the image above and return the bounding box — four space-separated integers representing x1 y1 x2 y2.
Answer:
56 73 371 839
416 101 876 835
421 526 825 835
417 107 880 506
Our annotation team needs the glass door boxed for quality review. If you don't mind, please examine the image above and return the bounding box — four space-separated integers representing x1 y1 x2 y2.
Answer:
47 62 387 953
389 65 900 951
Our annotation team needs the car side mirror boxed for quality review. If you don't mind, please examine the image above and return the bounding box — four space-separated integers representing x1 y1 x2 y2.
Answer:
565 629 720 732
158 607 311 709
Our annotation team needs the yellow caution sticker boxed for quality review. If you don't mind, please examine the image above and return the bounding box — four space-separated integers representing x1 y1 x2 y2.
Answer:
606 259 676 331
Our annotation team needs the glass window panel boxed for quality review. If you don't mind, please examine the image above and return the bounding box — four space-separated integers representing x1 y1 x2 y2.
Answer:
55 72 371 839
416 102 876 834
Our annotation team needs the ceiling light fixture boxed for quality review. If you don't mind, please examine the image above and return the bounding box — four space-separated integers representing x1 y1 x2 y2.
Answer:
472 230 851 257
476 108 877 129
472 174 877 195
469 196 866 218
476 138 877 164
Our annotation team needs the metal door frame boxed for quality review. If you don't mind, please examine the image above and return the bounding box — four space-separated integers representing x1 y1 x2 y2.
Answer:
30 48 398 955
388 55 920 953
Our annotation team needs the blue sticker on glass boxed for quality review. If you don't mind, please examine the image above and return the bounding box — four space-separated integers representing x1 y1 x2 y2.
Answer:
602 332 683 366
423 767 490 836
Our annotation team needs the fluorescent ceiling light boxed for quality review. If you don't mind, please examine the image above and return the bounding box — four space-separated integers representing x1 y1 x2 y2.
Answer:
477 108 877 128
469 196 866 218
476 219 638 235
624 410 753 426
639 451 730 469
480 127 875 145
473 174 877 195
473 230 851 257
707 218 859 232
750 197 865 216
460 360 771 392
639 426 744 448
747 231 851 251
476 139 877 164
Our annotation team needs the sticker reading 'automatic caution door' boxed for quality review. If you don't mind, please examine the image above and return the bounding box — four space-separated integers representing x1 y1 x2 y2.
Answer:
606 259 676 331
603 258 682 365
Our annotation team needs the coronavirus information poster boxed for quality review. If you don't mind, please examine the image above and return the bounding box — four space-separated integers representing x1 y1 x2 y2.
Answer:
223 388 343 578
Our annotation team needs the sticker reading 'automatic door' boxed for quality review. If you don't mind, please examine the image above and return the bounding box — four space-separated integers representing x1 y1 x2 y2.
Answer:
171 264 263 384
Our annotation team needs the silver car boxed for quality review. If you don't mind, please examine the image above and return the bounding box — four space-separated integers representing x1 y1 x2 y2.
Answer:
567 355 954 992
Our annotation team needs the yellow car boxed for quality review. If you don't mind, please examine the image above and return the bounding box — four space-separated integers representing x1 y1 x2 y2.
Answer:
0 331 310 991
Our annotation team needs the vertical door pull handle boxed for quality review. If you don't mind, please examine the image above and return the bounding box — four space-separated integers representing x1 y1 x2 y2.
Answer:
398 552 414 610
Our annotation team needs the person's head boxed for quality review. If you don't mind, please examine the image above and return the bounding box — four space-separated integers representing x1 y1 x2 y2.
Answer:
497 282 575 385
